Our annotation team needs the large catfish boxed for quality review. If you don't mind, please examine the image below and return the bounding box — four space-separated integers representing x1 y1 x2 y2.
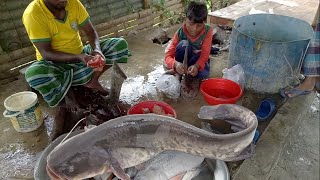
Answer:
46 104 258 180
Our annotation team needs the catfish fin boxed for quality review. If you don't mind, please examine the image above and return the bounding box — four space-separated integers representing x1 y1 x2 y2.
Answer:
110 157 130 180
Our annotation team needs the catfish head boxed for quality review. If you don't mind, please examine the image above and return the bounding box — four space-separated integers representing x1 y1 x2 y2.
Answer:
47 141 112 179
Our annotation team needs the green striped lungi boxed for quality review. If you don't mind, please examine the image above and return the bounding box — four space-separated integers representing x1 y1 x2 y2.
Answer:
25 38 128 107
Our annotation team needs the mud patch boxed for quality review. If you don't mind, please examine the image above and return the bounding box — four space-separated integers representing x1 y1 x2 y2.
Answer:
150 28 171 45
152 37 171 45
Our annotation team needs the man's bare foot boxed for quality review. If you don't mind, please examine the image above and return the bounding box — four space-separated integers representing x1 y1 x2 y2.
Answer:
286 76 316 97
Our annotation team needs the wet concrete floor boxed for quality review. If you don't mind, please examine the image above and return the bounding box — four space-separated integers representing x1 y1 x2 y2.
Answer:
0 27 282 179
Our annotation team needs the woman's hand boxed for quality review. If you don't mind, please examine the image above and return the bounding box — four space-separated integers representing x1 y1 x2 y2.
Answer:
187 64 199 77
174 61 186 75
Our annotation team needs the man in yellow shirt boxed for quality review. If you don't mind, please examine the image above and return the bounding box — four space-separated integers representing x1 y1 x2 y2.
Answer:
23 0 128 107
23 0 129 141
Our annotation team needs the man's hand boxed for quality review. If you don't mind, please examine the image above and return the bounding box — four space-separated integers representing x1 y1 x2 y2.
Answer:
81 19 105 60
174 61 186 75
78 54 95 64
91 49 106 60
86 54 105 71
187 64 199 77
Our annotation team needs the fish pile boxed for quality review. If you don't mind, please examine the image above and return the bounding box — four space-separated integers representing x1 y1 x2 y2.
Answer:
57 86 126 134
112 151 204 180
180 77 200 100
46 104 258 180
141 105 174 117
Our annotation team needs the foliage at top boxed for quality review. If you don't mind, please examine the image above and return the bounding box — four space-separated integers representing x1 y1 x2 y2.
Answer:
151 0 213 27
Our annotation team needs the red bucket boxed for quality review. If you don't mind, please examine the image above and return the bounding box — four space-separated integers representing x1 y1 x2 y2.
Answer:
200 78 243 105
127 100 177 118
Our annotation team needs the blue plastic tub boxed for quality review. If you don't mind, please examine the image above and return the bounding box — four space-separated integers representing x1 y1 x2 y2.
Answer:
229 14 314 93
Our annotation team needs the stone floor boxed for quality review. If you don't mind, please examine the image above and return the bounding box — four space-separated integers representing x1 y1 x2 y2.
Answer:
234 93 319 180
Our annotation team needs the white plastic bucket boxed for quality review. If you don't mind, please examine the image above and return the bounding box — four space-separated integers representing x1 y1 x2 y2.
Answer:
3 91 43 132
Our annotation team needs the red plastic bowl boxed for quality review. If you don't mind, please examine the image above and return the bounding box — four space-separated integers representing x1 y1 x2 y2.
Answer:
200 78 243 105
127 100 177 118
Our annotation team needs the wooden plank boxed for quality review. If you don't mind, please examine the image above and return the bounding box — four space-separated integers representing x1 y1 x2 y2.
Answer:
98 9 158 37
16 26 28 37
0 76 19 85
100 6 182 38
95 1 182 36
0 8 25 21
0 46 4 55
20 36 32 47
0 70 20 80
210 16 234 26
132 3 144 12
0 20 17 32
227 2 283 21
3 0 32 11
273 0 319 24
208 0 319 26
91 8 130 25
311 4 319 27
0 54 35 72
209 1 277 26
0 46 35 65
224 1 273 19
209 0 260 17
117 6 183 37
95 12 139 32
253 2 283 12
83 0 119 9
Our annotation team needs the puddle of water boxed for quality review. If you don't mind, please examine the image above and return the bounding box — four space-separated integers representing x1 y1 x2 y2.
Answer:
0 113 49 179
310 95 319 112
43 114 54 137
0 142 39 179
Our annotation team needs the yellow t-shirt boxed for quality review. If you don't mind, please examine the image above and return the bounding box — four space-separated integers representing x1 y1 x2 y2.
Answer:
22 0 89 60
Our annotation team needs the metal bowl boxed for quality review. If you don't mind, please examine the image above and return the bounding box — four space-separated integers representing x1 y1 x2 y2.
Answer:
34 131 230 180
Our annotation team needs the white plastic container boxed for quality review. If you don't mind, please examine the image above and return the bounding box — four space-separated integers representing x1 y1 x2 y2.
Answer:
3 91 43 132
